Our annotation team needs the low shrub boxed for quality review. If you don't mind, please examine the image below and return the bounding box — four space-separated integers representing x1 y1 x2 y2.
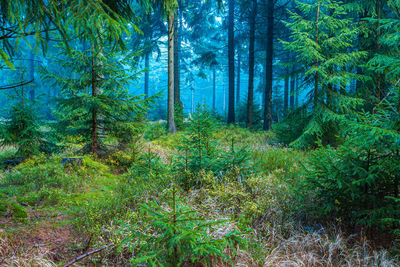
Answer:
300 111 400 236
119 186 248 266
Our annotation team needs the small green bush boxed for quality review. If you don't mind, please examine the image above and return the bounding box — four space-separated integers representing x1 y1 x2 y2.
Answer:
120 186 247 266
143 122 167 141
300 110 400 236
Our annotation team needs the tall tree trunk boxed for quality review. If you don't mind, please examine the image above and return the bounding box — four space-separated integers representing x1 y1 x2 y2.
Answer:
144 52 150 98
91 46 98 155
227 0 235 124
263 0 273 130
284 71 289 114
167 11 177 134
247 0 256 128
174 10 180 104
290 74 295 108
29 49 35 101
213 68 216 110
295 74 299 107
143 12 152 99
236 52 241 106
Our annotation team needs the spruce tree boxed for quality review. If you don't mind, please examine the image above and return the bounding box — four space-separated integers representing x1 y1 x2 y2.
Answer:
282 0 367 147
42 39 152 155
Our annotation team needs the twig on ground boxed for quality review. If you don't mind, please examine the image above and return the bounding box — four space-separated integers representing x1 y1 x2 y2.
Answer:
63 243 113 267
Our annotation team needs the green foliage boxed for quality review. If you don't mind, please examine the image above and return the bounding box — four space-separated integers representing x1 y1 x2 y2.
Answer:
174 102 185 130
367 1 400 87
282 0 367 148
236 99 263 129
0 200 27 220
0 104 51 157
0 155 108 206
273 109 307 145
143 122 167 141
180 104 218 173
300 109 400 235
120 186 246 266
73 196 130 238
175 106 251 189
42 39 152 155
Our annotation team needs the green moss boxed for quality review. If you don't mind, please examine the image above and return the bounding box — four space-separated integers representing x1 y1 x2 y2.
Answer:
0 201 7 214
9 202 28 218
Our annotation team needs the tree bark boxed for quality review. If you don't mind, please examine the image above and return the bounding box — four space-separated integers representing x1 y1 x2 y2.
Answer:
290 72 295 108
295 74 299 107
236 52 241 106
247 0 256 128
29 49 35 101
227 0 235 124
174 10 180 104
167 11 177 134
91 46 98 155
144 52 149 98
284 71 289 114
213 68 216 110
263 0 273 131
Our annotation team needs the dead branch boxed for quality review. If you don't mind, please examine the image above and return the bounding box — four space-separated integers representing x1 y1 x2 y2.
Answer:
62 243 113 267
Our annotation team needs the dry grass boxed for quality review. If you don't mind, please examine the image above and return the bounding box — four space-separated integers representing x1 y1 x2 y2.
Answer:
263 231 399 267
0 235 55 267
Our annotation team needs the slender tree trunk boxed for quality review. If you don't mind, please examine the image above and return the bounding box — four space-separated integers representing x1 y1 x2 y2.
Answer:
144 52 150 98
284 71 289 114
168 11 177 134
29 49 35 101
213 68 216 110
290 73 295 108
174 10 180 104
91 46 98 155
20 59 24 107
295 74 299 107
227 0 235 123
247 0 256 128
263 0 274 130
236 52 241 106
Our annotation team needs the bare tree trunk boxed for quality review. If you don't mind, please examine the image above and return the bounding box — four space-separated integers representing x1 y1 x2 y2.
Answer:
213 68 216 111
284 71 289 114
227 0 235 124
263 0 274 131
144 52 149 98
236 52 241 106
290 72 295 108
247 0 256 128
295 74 299 107
168 11 177 134
174 10 180 104
29 49 35 101
91 46 98 155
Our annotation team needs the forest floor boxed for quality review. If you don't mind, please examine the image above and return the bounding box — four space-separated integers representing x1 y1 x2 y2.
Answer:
0 123 399 266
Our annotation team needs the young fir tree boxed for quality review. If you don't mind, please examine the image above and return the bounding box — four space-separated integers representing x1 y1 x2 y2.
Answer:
42 39 151 155
367 0 400 113
1 104 42 157
282 0 367 147
176 104 218 188
120 186 246 266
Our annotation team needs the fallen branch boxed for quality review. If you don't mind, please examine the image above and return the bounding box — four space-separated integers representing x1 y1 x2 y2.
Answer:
63 244 113 267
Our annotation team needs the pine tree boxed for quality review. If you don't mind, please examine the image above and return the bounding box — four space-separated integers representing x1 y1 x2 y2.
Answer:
120 186 246 266
42 39 151 155
367 0 400 112
282 0 367 147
